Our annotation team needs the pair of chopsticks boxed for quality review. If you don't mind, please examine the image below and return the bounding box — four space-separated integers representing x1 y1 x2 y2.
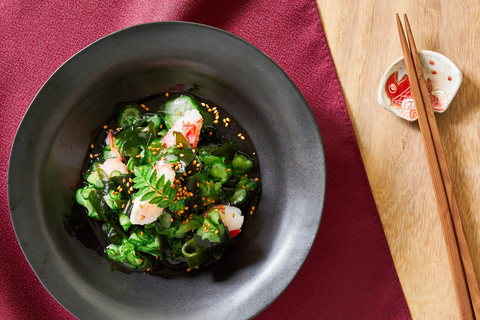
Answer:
397 14 480 319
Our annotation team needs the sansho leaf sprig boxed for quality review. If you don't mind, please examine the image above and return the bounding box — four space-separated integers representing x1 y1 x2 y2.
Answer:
132 165 186 212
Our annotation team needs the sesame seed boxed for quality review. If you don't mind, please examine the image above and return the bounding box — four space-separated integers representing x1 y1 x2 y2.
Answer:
141 104 146 108
215 230 219 234
116 127 120 131
180 154 185 157
136 155 141 158
130 186 133 191
90 143 94 148
143 128 148 132
241 136 245 140
177 111 182 115
242 185 246 189
165 92 169 97
103 125 108 129
192 149 196 153
146 268 151 272
237 133 242 137
153 152 157 155
226 169 231 172
213 120 218 124
187 267 192 272
129 178 132 182
126 182 130 187
170 217 174 222
232 213 235 217
141 215 145 220
161 157 166 160
225 123 229 127
139 204 143 209
209 132 213 135
90 154 93 158
121 203 125 209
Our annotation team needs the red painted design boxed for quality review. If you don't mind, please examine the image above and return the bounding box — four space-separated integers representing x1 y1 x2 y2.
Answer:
385 71 452 119
448 76 452 81
432 70 437 74
386 71 411 107
429 60 435 65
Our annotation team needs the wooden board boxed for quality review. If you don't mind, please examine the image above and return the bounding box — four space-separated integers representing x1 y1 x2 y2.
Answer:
315 1 480 318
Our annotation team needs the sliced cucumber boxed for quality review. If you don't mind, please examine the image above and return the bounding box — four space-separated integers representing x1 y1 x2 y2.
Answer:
118 105 142 128
162 95 200 129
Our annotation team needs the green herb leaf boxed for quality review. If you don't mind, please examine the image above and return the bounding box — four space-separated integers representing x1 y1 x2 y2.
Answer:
156 174 165 191
141 191 157 201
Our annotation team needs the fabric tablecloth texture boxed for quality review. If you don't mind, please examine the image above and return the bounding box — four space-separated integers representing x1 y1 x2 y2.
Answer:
0 0 411 319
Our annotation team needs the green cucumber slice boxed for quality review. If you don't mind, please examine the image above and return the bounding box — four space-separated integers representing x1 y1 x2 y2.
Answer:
162 95 200 129
118 105 142 127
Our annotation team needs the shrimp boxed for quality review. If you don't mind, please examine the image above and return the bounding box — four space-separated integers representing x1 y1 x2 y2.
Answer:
205 205 244 238
162 110 203 148
100 132 128 177
130 160 176 225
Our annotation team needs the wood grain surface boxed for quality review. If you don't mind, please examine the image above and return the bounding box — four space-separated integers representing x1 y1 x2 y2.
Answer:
315 1 480 319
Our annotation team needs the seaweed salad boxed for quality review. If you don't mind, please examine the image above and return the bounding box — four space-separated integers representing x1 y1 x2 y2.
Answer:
71 92 261 275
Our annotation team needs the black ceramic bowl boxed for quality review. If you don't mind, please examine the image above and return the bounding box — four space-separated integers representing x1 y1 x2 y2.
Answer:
8 22 325 319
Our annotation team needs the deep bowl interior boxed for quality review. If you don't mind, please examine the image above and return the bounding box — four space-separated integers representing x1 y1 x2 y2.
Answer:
8 22 325 320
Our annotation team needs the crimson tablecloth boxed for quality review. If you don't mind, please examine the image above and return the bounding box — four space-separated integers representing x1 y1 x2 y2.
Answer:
0 1 411 319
